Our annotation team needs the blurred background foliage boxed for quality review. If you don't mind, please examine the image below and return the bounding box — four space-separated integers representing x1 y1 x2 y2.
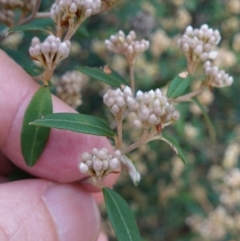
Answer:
1 0 240 240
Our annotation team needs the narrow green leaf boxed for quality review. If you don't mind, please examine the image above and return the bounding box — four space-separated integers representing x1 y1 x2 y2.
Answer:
103 188 142 241
76 25 89 39
161 135 187 164
76 66 126 87
192 98 216 143
167 72 192 98
21 85 53 167
8 19 53 33
30 113 115 137
149 135 187 164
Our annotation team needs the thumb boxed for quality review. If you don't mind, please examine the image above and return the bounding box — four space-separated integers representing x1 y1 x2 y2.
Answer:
0 179 102 241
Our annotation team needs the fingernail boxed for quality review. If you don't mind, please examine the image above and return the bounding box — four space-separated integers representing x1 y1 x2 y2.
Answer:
44 183 100 241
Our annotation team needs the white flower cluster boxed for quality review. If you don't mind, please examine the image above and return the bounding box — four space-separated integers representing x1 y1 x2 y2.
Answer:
103 86 133 115
105 30 150 63
224 168 240 188
0 7 14 27
104 87 179 128
178 24 221 62
51 0 102 25
29 35 71 69
186 206 230 240
0 0 34 27
56 71 88 108
79 148 121 183
128 89 180 128
204 61 233 87
0 0 33 11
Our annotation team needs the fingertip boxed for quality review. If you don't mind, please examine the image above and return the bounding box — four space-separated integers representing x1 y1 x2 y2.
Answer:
97 232 109 241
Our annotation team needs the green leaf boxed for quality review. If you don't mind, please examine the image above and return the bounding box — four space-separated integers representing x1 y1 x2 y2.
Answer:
149 135 187 164
76 25 89 39
8 19 53 33
21 85 53 167
30 113 115 137
161 135 187 164
76 66 126 87
103 188 142 241
167 72 192 98
192 98 216 143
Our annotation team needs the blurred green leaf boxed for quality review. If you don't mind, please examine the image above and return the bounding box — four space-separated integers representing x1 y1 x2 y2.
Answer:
103 188 142 241
21 85 52 167
167 73 191 98
8 19 53 33
76 66 126 87
76 25 89 39
192 98 216 143
30 113 115 137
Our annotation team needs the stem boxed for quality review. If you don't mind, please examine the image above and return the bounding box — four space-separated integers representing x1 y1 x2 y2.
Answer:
129 61 135 95
121 128 148 154
64 18 75 41
64 16 84 40
116 115 123 149
172 87 205 103
19 0 41 25
42 68 54 86
35 12 51 19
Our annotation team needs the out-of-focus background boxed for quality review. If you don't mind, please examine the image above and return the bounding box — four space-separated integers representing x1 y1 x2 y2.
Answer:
1 0 240 240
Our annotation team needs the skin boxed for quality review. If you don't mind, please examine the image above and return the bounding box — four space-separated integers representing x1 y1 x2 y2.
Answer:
0 50 117 241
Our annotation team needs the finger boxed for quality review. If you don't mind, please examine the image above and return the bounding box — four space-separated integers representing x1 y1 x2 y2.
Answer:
0 50 118 185
0 152 13 175
0 179 100 241
97 232 108 241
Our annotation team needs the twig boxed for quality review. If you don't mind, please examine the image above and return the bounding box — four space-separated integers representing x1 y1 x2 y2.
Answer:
116 115 123 149
172 87 205 103
121 128 148 154
129 61 135 95
35 12 51 19
18 0 41 25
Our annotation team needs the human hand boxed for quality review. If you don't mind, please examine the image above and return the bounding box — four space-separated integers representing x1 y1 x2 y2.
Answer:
0 50 117 241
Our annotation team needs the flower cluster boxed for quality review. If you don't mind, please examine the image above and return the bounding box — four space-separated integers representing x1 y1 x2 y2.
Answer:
79 148 121 184
128 89 179 129
56 70 88 108
51 0 119 30
0 0 34 27
105 30 150 63
203 61 233 87
0 6 14 27
178 24 221 62
51 0 101 26
103 86 133 115
29 35 71 69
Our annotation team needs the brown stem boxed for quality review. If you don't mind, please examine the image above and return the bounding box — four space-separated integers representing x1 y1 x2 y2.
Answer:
172 87 205 103
42 68 54 86
64 18 75 41
116 115 123 149
35 12 51 19
19 0 41 25
121 128 149 154
64 17 84 40
129 61 135 95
